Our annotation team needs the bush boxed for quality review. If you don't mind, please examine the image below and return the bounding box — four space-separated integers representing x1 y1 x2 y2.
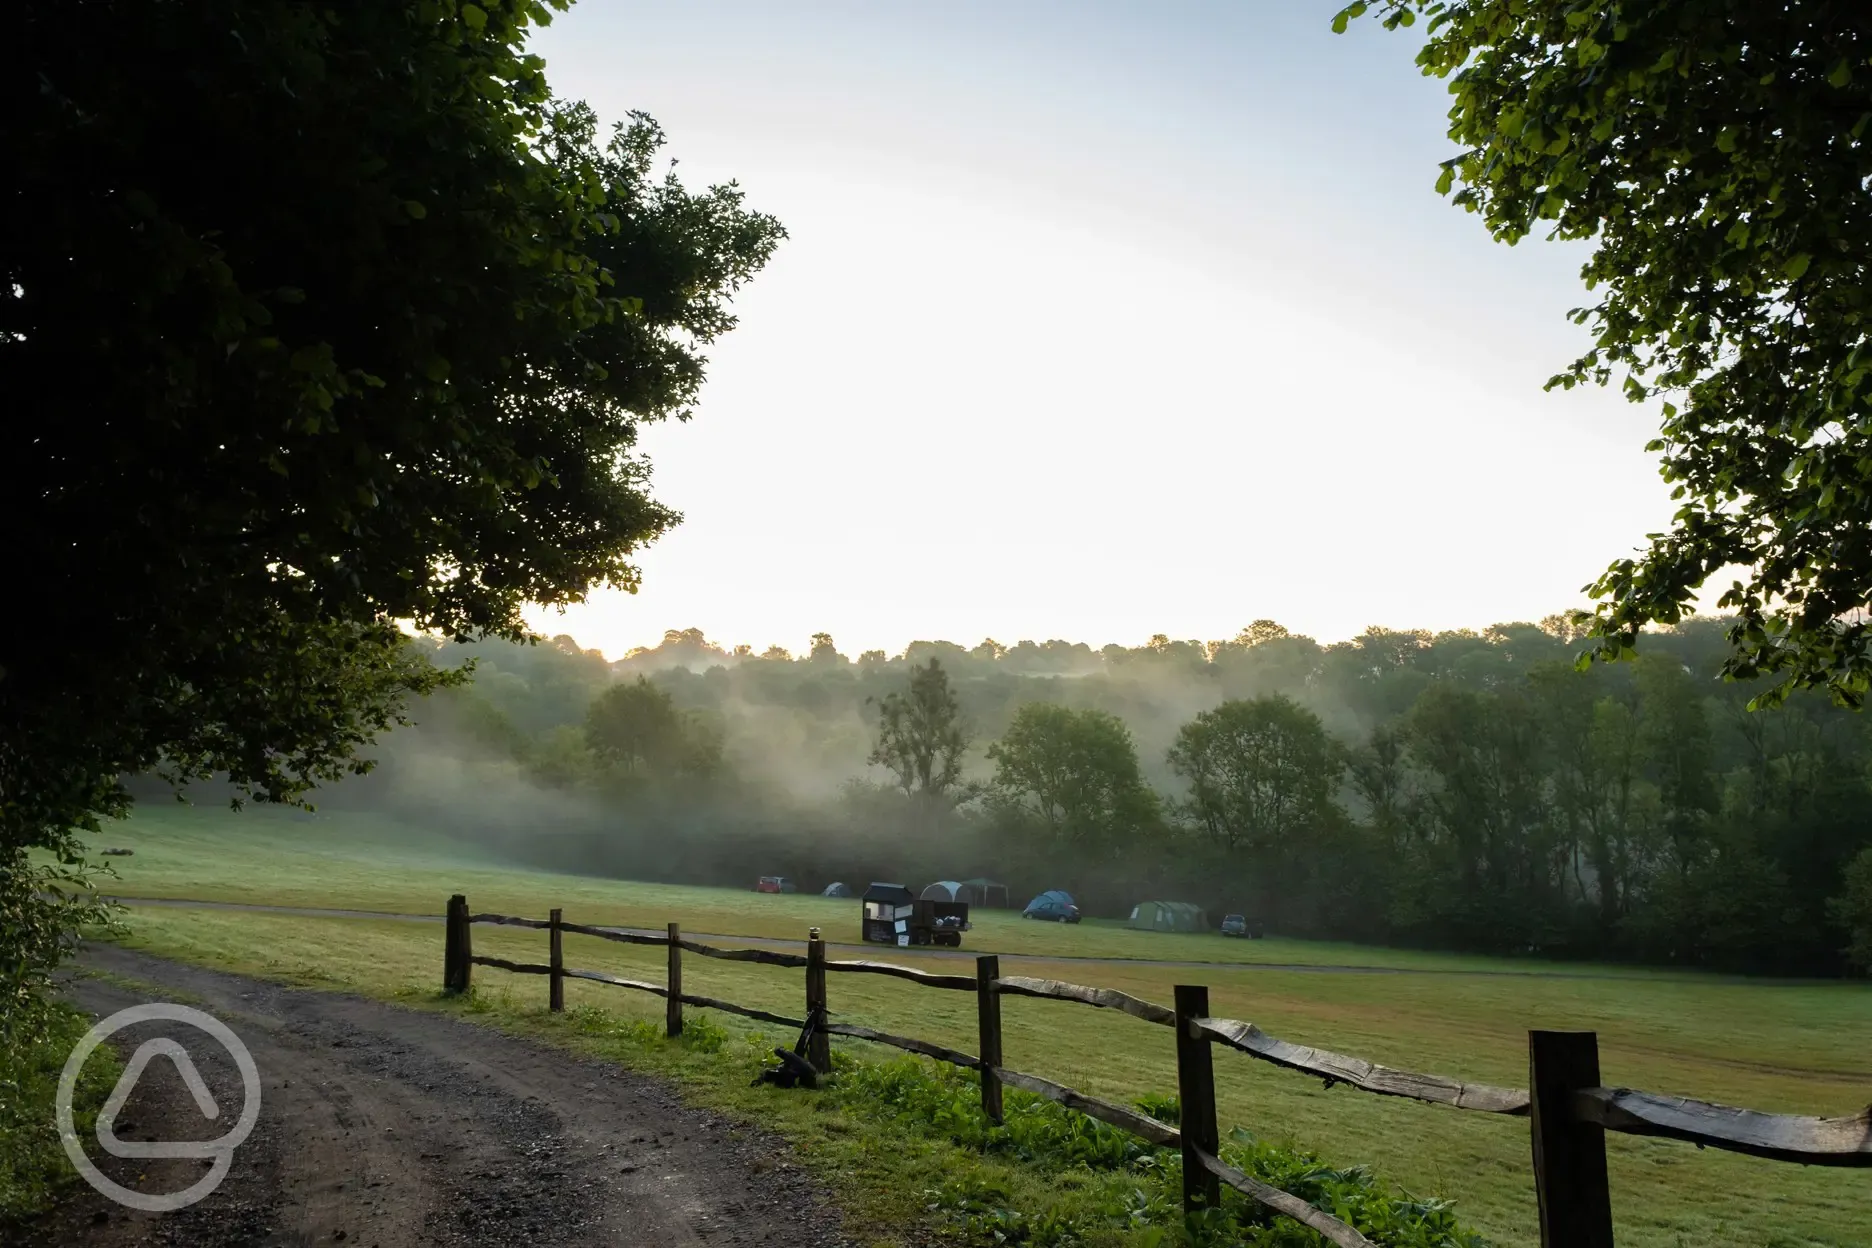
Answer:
838 1057 1489 1247
0 1000 121 1224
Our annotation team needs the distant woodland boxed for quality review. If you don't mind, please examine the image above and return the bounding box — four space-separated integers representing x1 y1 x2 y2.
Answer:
316 620 1872 977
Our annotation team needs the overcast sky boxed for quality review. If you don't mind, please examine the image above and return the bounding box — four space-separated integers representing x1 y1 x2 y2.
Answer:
521 0 1672 659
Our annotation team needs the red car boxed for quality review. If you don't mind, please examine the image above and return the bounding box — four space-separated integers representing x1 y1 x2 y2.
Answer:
755 876 796 894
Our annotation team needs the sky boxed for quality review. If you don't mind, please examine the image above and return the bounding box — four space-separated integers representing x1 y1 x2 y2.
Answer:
521 0 1674 660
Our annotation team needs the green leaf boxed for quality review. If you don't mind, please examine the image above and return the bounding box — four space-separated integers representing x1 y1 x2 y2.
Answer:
1782 253 1812 281
461 3 488 32
1827 58 1851 88
404 200 427 220
1434 165 1455 195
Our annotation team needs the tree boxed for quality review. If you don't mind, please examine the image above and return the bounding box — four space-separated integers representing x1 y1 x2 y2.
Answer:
1344 1 1872 704
1167 696 1344 856
1530 662 1649 926
4 0 780 1031
1830 846 1872 974
1167 697 1345 927
584 677 721 782
1400 683 1561 946
868 659 970 809
987 704 1160 851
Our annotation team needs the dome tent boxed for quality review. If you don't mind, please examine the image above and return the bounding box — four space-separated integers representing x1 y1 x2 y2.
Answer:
1126 900 1208 932
822 882 854 898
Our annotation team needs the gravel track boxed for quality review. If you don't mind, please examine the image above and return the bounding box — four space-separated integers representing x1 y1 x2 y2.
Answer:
28 946 850 1248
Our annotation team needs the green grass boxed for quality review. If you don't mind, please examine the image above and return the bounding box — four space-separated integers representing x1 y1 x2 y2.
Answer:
95 802 1693 975
74 804 1872 1247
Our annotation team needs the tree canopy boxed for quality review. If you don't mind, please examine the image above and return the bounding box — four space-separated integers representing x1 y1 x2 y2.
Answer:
4 0 781 1028
1343 1 1872 705
867 659 971 810
987 703 1161 853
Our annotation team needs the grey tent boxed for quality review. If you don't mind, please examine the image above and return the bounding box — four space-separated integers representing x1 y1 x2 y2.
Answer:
822 881 855 898
919 880 966 902
958 878 1009 907
1126 900 1208 932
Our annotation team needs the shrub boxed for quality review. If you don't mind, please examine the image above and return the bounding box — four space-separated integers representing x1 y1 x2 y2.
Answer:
0 1000 120 1224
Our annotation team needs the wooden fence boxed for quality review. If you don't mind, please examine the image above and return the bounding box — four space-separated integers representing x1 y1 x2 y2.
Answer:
439 895 1871 1248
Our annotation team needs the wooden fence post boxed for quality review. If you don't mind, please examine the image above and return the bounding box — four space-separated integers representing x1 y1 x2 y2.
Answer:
548 907 565 1012
443 894 471 995
666 922 683 1039
1174 984 1220 1214
1529 1030 1615 1248
805 927 830 1073
976 954 1004 1125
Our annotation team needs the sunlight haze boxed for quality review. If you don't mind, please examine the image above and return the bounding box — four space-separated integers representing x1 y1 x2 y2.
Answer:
523 0 1673 658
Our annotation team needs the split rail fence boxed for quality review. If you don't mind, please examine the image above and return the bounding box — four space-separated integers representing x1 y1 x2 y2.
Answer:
440 894 1870 1248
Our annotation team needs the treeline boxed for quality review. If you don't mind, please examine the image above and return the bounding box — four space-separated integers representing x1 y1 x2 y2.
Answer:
351 619 1872 976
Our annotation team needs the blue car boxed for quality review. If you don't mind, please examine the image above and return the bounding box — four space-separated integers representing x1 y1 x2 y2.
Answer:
1022 890 1081 923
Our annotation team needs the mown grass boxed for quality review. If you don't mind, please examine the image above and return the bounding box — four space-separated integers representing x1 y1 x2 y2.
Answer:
106 899 1872 1248
92 803 1708 976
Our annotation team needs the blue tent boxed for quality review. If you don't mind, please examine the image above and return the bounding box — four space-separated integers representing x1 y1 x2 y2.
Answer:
1022 890 1081 922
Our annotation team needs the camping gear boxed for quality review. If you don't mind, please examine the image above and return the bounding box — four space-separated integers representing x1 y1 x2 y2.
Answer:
822 881 855 898
861 882 967 948
753 1008 825 1090
1022 890 1081 923
1126 900 1208 932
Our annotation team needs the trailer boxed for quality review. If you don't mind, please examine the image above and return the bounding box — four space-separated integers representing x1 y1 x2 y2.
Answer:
860 882 968 948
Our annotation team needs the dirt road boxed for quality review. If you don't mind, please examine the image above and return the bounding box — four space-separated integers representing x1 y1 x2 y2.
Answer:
29 946 849 1248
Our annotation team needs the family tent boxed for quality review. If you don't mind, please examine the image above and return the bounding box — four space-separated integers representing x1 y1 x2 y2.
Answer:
1126 900 1208 932
822 882 855 898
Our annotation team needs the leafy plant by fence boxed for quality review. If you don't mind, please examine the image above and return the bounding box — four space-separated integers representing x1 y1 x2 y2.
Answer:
440 895 1872 1248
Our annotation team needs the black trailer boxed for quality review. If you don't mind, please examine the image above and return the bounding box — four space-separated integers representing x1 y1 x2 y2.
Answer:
860 881 968 948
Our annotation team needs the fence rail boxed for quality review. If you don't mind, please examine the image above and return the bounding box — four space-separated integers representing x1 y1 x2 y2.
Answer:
439 895 1870 1248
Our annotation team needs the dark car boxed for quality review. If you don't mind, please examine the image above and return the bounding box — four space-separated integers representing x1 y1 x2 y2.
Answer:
1220 914 1248 937
1022 889 1081 923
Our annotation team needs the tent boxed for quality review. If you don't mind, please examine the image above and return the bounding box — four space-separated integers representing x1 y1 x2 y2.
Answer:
822 882 854 898
959 878 1010 908
1022 890 1080 922
1127 900 1208 932
919 881 966 902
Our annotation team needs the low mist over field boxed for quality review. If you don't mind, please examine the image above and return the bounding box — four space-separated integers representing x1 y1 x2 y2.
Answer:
237 618 1872 978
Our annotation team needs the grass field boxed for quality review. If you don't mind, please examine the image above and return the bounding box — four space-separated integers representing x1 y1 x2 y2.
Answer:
76 802 1872 1247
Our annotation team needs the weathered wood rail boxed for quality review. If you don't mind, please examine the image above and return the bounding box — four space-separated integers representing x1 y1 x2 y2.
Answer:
439 893 1871 1247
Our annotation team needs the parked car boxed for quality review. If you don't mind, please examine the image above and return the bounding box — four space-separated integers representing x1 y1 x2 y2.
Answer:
755 876 797 894
1220 914 1248 937
1022 889 1081 923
